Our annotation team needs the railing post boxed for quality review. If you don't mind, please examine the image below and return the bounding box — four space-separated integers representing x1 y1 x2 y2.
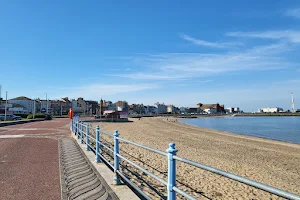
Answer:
86 123 90 151
71 118 73 132
80 122 84 144
167 143 178 200
95 126 101 163
75 119 78 135
77 121 81 139
113 130 120 185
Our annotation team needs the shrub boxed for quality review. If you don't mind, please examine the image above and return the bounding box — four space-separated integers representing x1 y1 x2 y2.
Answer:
15 114 28 118
45 114 52 120
27 114 46 119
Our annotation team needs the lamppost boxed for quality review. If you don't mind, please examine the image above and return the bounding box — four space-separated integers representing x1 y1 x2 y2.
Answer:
4 91 8 121
33 98 36 119
45 93 48 113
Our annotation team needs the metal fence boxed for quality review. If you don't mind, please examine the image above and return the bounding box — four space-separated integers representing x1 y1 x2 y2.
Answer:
71 117 300 200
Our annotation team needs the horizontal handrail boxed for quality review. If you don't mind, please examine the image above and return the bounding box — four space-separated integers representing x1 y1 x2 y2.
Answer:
89 136 96 141
117 153 168 186
97 152 114 169
118 137 168 157
100 130 114 137
172 187 197 200
173 155 300 200
99 142 114 153
116 170 152 200
86 143 95 150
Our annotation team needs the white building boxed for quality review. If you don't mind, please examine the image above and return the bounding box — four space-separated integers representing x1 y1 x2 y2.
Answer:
226 107 240 113
8 103 28 114
167 105 176 113
8 96 35 114
259 107 284 113
204 108 217 114
72 99 82 113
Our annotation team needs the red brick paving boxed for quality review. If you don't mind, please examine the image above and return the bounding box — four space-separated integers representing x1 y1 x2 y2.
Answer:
0 138 60 200
0 118 72 200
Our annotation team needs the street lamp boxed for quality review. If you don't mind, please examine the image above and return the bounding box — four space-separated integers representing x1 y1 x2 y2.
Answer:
4 91 7 121
45 93 48 113
33 98 36 119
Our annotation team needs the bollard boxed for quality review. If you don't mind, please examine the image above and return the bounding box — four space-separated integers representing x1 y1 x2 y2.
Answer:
86 123 90 151
95 126 101 163
113 130 121 185
167 143 178 200
80 122 84 144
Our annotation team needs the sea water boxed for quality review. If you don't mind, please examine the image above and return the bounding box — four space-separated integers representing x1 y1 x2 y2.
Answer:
179 116 300 144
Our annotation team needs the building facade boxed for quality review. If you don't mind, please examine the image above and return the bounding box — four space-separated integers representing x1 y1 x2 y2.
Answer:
259 107 284 113
155 103 167 114
8 96 35 114
145 106 157 114
197 103 225 113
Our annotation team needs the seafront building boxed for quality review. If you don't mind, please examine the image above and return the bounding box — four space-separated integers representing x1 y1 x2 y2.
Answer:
225 107 240 113
3 95 238 116
196 103 225 113
8 96 36 114
155 102 167 114
258 107 284 113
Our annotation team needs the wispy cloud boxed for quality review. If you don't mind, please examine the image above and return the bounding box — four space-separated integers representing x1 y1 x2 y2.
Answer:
112 73 187 80
180 33 241 48
226 30 300 43
114 43 293 81
53 83 159 99
272 79 300 84
285 8 300 19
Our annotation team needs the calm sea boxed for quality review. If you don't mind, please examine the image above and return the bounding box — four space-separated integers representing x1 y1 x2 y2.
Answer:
179 116 300 144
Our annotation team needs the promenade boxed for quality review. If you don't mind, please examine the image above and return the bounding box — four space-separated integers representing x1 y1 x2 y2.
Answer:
0 119 120 200
0 119 70 200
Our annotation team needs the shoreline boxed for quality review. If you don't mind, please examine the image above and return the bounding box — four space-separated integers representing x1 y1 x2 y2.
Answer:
91 117 300 199
178 118 300 146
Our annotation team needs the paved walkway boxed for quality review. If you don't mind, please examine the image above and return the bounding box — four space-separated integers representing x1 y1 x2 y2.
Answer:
0 119 72 200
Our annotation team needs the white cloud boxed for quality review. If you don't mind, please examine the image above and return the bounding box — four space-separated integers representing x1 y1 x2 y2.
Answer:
53 83 159 100
115 43 293 81
226 30 300 43
285 8 300 19
180 33 240 48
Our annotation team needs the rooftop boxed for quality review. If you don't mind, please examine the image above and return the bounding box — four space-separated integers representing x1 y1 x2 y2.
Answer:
10 96 32 101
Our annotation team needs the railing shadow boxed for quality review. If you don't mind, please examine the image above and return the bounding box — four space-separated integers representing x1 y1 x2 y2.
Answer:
98 136 211 199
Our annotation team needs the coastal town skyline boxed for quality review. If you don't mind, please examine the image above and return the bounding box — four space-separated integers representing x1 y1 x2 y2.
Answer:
1 92 298 114
1 1 300 111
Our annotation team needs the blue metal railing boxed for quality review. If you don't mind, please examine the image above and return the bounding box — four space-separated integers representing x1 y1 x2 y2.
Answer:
71 117 300 200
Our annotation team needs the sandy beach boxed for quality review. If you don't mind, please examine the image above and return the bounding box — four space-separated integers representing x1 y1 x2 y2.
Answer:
90 117 300 199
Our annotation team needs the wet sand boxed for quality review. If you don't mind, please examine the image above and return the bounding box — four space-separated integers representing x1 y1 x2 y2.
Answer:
91 117 300 199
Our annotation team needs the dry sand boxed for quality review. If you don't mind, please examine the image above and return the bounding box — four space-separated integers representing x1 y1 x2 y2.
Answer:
90 117 300 200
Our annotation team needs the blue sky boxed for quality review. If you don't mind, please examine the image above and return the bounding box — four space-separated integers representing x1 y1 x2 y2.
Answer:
1 0 300 111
